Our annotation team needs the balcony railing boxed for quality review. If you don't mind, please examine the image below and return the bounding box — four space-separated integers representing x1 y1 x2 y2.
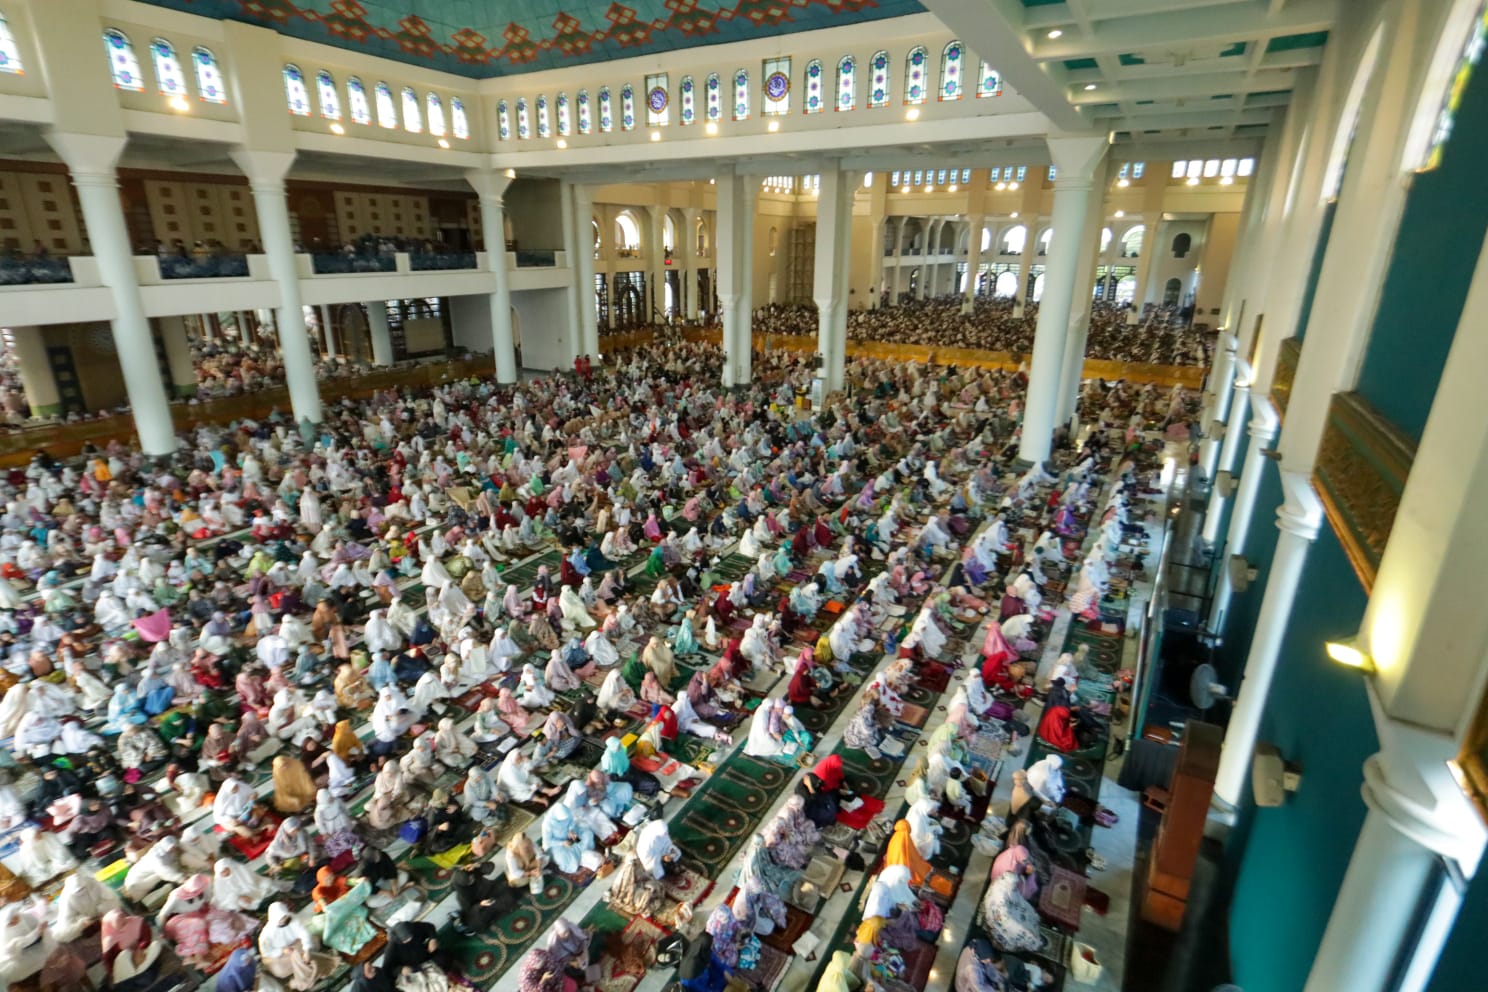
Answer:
311 253 397 275
515 249 558 268
156 253 250 280
409 251 477 271
0 256 74 285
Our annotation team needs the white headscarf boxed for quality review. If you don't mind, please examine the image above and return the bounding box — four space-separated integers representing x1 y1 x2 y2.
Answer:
498 749 539 803
1026 754 1066 804
863 864 916 920
212 857 279 912
635 819 679 879
258 901 312 958
212 777 256 827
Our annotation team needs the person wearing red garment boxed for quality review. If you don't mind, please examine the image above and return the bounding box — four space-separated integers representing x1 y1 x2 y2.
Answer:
1036 704 1079 752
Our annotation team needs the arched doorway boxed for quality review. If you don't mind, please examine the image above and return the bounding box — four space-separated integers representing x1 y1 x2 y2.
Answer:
1163 278 1182 306
615 283 643 327
1115 275 1137 304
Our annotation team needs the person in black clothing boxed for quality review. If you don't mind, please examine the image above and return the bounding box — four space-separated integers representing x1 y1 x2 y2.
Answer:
452 860 519 935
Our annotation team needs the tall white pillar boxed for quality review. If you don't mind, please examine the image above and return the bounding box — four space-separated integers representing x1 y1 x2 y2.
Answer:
575 186 599 356
962 214 984 313
230 149 322 424
1208 394 1278 629
1128 210 1161 315
681 208 702 322
735 184 756 382
888 217 905 304
1055 156 1113 427
318 304 335 357
157 315 196 397
1199 334 1240 480
47 132 177 455
716 172 750 387
814 167 855 395
558 182 582 363
1019 135 1108 465
915 218 937 300
1211 471 1322 808
365 302 393 366
466 170 517 382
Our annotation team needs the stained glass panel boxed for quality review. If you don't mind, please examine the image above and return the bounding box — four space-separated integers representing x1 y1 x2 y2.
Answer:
837 56 856 111
401 86 422 132
0 13 23 75
804 60 823 113
451 97 469 139
192 47 225 103
599 87 613 133
283 63 310 115
940 41 963 100
577 89 593 134
497 100 512 140
733 69 749 120
706 74 721 122
904 46 927 105
869 50 889 108
348 78 371 124
556 93 571 136
536 94 550 138
104 30 144 92
375 82 397 128
978 60 1002 98
680 76 695 125
427 93 445 135
516 97 530 139
317 70 340 120
150 39 186 97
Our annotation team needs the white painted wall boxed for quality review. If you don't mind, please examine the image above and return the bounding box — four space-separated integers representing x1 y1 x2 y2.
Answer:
511 288 575 373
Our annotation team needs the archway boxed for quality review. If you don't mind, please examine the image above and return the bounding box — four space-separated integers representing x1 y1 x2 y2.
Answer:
614 212 641 255
1000 225 1027 255
1115 275 1137 304
1120 225 1145 258
1163 277 1182 306
1037 227 1053 257
994 271 1019 298
1032 273 1046 302
615 283 644 327
1172 232 1193 258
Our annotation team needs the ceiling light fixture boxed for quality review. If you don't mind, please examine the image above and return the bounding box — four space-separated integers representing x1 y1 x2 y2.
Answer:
437 138 450 149
556 138 567 149
1116 177 1129 188
1047 29 1063 39
1008 181 1019 190
1325 637 1375 673
1186 176 1200 186
900 185 910 194
1083 83 1097 91
948 184 958 192
1114 209 1125 218
650 131 661 142
905 108 920 121
1010 211 1019 218
330 122 345 135
994 181 1006 191
924 184 934 192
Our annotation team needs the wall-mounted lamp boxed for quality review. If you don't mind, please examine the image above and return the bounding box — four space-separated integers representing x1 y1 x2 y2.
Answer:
1326 636 1375 672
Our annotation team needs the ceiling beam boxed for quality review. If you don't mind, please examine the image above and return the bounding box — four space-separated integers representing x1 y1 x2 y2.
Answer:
1024 0 1253 30
1032 0 1337 59
1105 108 1274 130
1072 68 1300 104
919 0 1087 131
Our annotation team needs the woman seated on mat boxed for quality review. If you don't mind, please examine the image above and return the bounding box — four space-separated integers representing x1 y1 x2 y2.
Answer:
797 753 855 828
1035 693 1103 753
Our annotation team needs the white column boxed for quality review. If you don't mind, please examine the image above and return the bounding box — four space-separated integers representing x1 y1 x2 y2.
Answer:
238 312 254 345
735 183 756 382
1019 135 1108 465
962 214 984 313
1208 394 1278 629
317 305 334 357
1055 157 1112 427
157 315 196 397
647 205 666 322
230 150 322 424
466 170 517 382
915 219 937 300
1198 334 1240 481
814 167 855 395
558 182 582 363
681 208 702 322
365 302 394 366
1212 471 1322 808
574 186 599 356
47 133 176 454
716 172 747 387
1128 210 1161 315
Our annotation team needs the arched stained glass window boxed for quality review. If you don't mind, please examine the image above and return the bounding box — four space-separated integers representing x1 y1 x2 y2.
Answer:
427 93 445 135
732 69 749 121
620 84 635 131
1422 1 1488 170
516 97 530 139
804 59 823 113
536 94 550 138
904 46 927 104
316 70 341 120
978 61 1002 98
150 39 186 97
451 97 469 139
599 87 613 132
0 13 24 75
680 76 695 125
556 93 571 136
374 82 397 128
401 86 422 132
192 47 225 103
283 63 310 115
868 50 889 108
837 56 856 111
347 77 371 124
497 100 512 140
104 29 144 92
577 89 593 134
705 74 721 122
940 41 963 100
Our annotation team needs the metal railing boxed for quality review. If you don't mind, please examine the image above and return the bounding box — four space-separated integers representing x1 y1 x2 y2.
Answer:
0 256 73 285
156 254 249 279
409 251 477 271
311 253 396 274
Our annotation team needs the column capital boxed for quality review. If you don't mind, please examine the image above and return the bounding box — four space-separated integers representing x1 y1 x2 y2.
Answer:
465 169 515 202
1275 470 1323 540
230 148 296 187
1247 396 1279 440
1046 133 1109 181
45 131 127 178
1363 747 1487 871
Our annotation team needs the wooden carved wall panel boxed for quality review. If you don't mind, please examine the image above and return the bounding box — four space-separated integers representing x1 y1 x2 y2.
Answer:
1271 336 1301 419
1312 393 1417 592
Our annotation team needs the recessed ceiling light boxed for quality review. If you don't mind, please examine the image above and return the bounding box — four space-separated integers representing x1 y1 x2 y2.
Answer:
1048 29 1063 39
905 108 920 121
1010 211 1019 218
330 122 345 135
767 120 779 132
1084 83 1097 91
705 122 718 135
1008 181 1019 190
438 138 450 149
995 181 1006 191
650 131 661 142
168 95 190 112
1116 177 1130 187
556 138 567 149
1114 209 1125 218
948 184 958 192
900 185 910 194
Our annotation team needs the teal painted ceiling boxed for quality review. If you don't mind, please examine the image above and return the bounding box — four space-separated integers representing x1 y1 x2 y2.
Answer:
136 0 926 78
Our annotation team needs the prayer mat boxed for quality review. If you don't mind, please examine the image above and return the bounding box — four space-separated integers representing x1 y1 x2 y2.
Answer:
437 871 585 984
761 904 815 953
794 856 846 908
900 938 937 989
898 703 929 728
914 665 952 694
592 916 669 992
835 794 885 830
737 941 790 990
1039 866 1088 929
427 842 473 869
659 863 714 907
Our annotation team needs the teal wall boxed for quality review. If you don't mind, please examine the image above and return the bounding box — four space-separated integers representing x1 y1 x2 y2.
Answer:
1354 49 1488 439
1214 462 1283 686
1431 873 1488 991
1227 524 1375 992
1292 199 1337 344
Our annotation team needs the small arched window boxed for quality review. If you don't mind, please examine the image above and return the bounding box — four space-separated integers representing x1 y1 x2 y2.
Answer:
599 87 613 133
516 97 531 139
316 70 340 120
705 74 721 122
0 12 24 75
837 56 856 111
536 94 550 138
577 90 593 134
427 93 445 136
347 77 371 124
995 271 1018 298
374 82 397 128
1000 225 1027 255
150 39 186 97
680 76 696 125
615 213 640 250
1121 225 1145 258
978 61 1002 98
804 59 824 113
283 63 310 115
868 51 889 108
451 97 469 139
191 47 225 103
401 86 422 132
620 85 635 131
904 46 927 105
104 29 144 92
1163 277 1183 305
732 70 749 121
497 100 512 140
1172 232 1193 258
940 42 963 100
1037 228 1053 256
556 93 570 136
